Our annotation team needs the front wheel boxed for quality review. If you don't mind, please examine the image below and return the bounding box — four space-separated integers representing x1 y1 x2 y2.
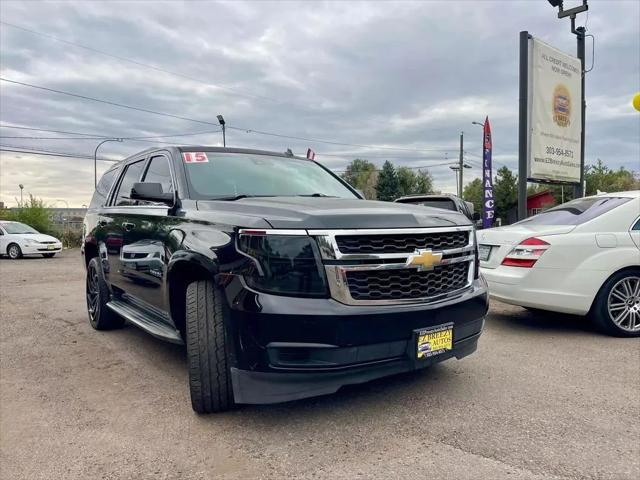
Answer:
186 280 235 413
7 243 22 259
591 269 640 337
86 257 124 330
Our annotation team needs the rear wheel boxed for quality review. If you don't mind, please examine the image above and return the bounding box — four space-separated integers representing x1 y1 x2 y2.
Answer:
86 257 124 330
591 269 640 337
7 243 22 260
42 253 56 258
186 279 235 413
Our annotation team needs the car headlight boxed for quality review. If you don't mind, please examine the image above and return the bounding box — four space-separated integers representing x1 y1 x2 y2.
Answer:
23 239 37 245
237 230 328 297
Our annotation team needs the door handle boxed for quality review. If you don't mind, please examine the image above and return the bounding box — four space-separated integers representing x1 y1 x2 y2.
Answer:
122 222 136 232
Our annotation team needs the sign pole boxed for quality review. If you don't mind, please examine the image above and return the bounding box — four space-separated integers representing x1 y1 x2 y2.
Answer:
517 31 530 221
575 25 586 198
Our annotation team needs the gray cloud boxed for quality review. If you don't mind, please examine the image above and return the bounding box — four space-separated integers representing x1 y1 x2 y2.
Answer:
1 0 638 206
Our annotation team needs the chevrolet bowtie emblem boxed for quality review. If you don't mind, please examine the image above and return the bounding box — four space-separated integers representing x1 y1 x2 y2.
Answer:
405 249 443 271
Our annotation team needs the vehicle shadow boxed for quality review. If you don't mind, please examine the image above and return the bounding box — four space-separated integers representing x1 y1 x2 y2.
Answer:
488 301 596 334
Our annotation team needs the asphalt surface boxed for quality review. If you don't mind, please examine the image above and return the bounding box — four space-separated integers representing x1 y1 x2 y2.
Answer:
1 249 638 480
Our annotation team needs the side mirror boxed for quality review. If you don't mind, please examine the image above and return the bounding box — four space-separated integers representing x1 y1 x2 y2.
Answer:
130 182 174 205
472 212 481 221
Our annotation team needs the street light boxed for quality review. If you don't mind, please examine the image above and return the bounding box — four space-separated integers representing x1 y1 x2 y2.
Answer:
217 115 226 147
18 184 24 206
94 139 123 187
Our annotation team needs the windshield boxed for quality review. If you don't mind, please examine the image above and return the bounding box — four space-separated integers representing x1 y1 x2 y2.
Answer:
517 196 631 226
1 222 39 234
182 152 358 200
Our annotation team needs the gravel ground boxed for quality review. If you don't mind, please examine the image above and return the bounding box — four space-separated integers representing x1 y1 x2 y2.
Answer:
1 249 638 480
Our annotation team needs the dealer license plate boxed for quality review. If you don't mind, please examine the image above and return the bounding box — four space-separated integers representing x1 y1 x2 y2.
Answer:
415 323 453 360
47 245 56 250
478 244 492 261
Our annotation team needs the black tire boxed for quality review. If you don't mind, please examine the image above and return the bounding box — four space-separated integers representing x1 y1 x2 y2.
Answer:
590 268 640 337
186 280 235 413
86 257 125 330
42 253 56 258
7 243 22 260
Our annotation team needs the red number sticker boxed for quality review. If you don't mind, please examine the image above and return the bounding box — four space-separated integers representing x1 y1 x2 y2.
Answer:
183 152 209 163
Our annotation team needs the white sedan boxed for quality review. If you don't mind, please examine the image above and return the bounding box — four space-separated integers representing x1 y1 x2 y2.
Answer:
0 221 63 259
479 191 640 337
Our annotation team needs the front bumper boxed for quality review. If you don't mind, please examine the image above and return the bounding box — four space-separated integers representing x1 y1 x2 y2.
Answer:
21 243 63 255
224 278 488 404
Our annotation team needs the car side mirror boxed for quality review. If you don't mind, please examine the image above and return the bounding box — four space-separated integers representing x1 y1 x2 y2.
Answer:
472 212 481 221
130 182 174 205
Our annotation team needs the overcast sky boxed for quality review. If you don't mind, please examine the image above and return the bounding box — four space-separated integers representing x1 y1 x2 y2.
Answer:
1 0 638 207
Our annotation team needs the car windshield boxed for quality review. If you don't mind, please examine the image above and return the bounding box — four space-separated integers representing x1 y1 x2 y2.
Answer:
1 222 39 234
517 196 632 226
182 152 358 200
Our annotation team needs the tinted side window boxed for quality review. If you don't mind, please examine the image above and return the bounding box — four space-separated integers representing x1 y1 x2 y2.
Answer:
633 219 640 231
89 168 119 209
142 156 174 193
114 161 145 206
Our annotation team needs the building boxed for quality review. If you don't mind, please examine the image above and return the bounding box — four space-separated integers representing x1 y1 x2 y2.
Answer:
527 190 556 216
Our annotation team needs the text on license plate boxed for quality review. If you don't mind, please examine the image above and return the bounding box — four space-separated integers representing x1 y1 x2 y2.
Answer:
478 244 492 261
47 245 56 250
416 323 453 359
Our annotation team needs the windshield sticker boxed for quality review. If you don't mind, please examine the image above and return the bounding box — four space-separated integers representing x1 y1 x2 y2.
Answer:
183 152 209 163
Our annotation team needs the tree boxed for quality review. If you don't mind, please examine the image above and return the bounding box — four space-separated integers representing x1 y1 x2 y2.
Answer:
585 159 640 195
341 159 378 199
493 166 518 221
463 178 483 216
8 194 53 234
376 161 400 201
397 167 417 197
414 169 434 195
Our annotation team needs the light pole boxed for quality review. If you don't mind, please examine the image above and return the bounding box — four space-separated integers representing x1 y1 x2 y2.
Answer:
217 115 226 147
547 0 588 199
18 184 24 206
94 139 123 187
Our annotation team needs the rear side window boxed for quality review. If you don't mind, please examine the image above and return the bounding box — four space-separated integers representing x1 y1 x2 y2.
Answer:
518 196 631 226
632 218 640 231
142 155 174 193
89 168 119 209
414 199 457 211
113 160 145 206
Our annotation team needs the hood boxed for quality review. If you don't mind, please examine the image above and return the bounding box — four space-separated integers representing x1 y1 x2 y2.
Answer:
14 233 60 243
195 197 471 229
477 224 576 246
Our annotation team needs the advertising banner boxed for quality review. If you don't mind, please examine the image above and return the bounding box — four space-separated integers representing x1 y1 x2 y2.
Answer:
482 117 494 229
528 37 582 183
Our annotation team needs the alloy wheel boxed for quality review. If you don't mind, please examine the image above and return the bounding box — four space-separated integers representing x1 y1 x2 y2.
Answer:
86 263 100 320
607 276 640 333
8 245 20 259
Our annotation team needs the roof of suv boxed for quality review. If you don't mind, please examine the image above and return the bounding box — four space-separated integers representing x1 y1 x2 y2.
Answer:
116 146 309 165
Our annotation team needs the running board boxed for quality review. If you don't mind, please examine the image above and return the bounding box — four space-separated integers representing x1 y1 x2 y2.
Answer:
106 300 183 344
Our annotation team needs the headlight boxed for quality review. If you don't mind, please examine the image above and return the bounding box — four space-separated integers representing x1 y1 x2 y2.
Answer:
237 230 328 297
23 239 37 245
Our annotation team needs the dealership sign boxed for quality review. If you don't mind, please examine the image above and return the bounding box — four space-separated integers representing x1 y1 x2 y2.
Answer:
527 37 582 183
482 117 494 229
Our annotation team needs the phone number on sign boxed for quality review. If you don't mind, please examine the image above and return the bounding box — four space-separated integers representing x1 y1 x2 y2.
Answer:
545 146 574 158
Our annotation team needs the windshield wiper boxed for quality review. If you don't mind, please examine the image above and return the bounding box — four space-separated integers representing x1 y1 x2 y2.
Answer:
296 193 337 198
211 194 275 201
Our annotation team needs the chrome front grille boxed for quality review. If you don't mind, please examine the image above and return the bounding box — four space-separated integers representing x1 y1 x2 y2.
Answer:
335 231 468 254
311 226 476 306
345 262 469 301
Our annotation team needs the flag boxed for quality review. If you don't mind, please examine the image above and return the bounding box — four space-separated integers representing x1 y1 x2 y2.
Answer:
482 117 494 229
306 148 315 160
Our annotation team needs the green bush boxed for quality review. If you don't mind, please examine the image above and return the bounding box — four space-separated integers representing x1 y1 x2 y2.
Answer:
8 195 54 235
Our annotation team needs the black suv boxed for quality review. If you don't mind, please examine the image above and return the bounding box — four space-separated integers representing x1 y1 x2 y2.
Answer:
82 147 488 413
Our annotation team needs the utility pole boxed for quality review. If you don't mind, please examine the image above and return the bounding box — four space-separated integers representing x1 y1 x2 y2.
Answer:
18 184 24 206
217 115 226 147
94 139 123 187
458 132 464 198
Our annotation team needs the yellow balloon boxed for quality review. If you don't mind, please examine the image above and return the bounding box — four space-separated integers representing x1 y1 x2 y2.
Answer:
634 92 640 112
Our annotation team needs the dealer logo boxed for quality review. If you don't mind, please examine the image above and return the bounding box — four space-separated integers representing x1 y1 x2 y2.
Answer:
552 84 571 128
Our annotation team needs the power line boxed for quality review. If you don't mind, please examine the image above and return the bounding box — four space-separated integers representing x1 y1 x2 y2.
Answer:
227 126 457 153
0 20 281 105
0 145 117 162
332 161 458 173
0 77 222 127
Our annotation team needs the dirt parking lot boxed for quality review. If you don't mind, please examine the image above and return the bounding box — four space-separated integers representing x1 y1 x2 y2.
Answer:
1 249 638 480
